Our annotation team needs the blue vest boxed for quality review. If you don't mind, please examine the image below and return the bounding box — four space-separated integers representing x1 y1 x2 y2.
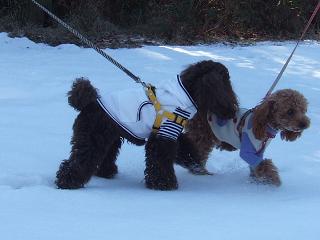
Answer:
208 109 278 167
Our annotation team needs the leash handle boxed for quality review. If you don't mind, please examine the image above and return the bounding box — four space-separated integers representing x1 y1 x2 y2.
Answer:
30 0 146 87
264 0 320 98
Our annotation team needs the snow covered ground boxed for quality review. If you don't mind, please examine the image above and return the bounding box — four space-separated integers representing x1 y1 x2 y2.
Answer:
0 32 319 239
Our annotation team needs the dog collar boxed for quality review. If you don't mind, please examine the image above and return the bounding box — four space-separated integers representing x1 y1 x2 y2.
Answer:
266 124 278 138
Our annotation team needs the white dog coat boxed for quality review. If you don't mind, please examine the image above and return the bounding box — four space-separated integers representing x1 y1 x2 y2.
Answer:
207 108 278 168
97 76 197 142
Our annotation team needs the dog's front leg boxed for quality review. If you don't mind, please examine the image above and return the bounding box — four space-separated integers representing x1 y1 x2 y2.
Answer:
144 133 178 190
250 159 281 186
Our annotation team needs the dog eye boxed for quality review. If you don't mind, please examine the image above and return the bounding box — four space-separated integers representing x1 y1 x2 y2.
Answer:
287 108 295 116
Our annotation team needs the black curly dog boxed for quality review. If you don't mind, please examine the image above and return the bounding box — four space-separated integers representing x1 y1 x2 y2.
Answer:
55 60 238 190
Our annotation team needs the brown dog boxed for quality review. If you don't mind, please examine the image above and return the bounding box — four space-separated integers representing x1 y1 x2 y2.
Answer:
176 89 310 186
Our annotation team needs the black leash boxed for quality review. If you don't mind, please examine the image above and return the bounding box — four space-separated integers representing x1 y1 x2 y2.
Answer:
30 0 147 88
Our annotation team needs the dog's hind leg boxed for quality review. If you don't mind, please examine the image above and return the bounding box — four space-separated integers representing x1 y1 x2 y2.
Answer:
176 133 213 175
55 104 120 189
176 114 216 174
144 133 178 190
95 137 123 179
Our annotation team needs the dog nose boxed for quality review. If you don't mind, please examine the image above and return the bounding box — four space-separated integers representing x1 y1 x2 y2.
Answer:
299 121 307 129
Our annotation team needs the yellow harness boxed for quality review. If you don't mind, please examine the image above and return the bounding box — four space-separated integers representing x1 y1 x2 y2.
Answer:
145 85 188 133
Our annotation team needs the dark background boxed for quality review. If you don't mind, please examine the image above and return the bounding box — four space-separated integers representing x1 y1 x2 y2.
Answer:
0 0 319 47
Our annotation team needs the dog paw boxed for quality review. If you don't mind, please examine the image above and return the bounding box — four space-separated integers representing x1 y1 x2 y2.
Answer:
145 180 178 191
55 177 84 189
250 159 281 186
189 164 213 175
145 174 178 190
95 164 118 179
55 160 85 189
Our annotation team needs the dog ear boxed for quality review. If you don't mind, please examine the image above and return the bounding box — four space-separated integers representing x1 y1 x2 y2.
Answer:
180 61 238 119
252 100 274 140
197 72 238 119
280 130 302 141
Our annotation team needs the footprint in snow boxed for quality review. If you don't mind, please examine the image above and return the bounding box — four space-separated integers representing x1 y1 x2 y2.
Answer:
0 174 51 189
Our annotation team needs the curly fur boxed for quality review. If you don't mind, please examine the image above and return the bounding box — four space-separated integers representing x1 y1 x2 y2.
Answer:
68 78 98 111
250 159 281 186
145 133 178 190
55 103 122 189
177 89 310 186
181 61 238 119
56 60 238 190
252 89 309 141
176 113 215 169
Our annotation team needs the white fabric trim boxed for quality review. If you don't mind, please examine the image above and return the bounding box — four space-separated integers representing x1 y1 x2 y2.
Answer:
98 77 197 141
207 108 278 167
208 108 274 151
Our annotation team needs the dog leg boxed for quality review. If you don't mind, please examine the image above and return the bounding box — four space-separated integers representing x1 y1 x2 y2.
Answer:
56 106 119 189
144 133 178 190
95 138 122 179
176 134 213 175
175 113 216 175
250 159 281 186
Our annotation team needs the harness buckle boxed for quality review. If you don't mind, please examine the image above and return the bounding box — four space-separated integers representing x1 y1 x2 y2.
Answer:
173 114 187 127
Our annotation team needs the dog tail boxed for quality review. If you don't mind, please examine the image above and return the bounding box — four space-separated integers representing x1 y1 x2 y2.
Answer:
68 77 98 111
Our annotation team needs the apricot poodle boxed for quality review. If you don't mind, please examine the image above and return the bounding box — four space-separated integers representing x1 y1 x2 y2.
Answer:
177 89 310 186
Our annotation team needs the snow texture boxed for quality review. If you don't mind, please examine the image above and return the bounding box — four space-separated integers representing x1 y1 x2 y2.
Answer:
0 33 320 239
